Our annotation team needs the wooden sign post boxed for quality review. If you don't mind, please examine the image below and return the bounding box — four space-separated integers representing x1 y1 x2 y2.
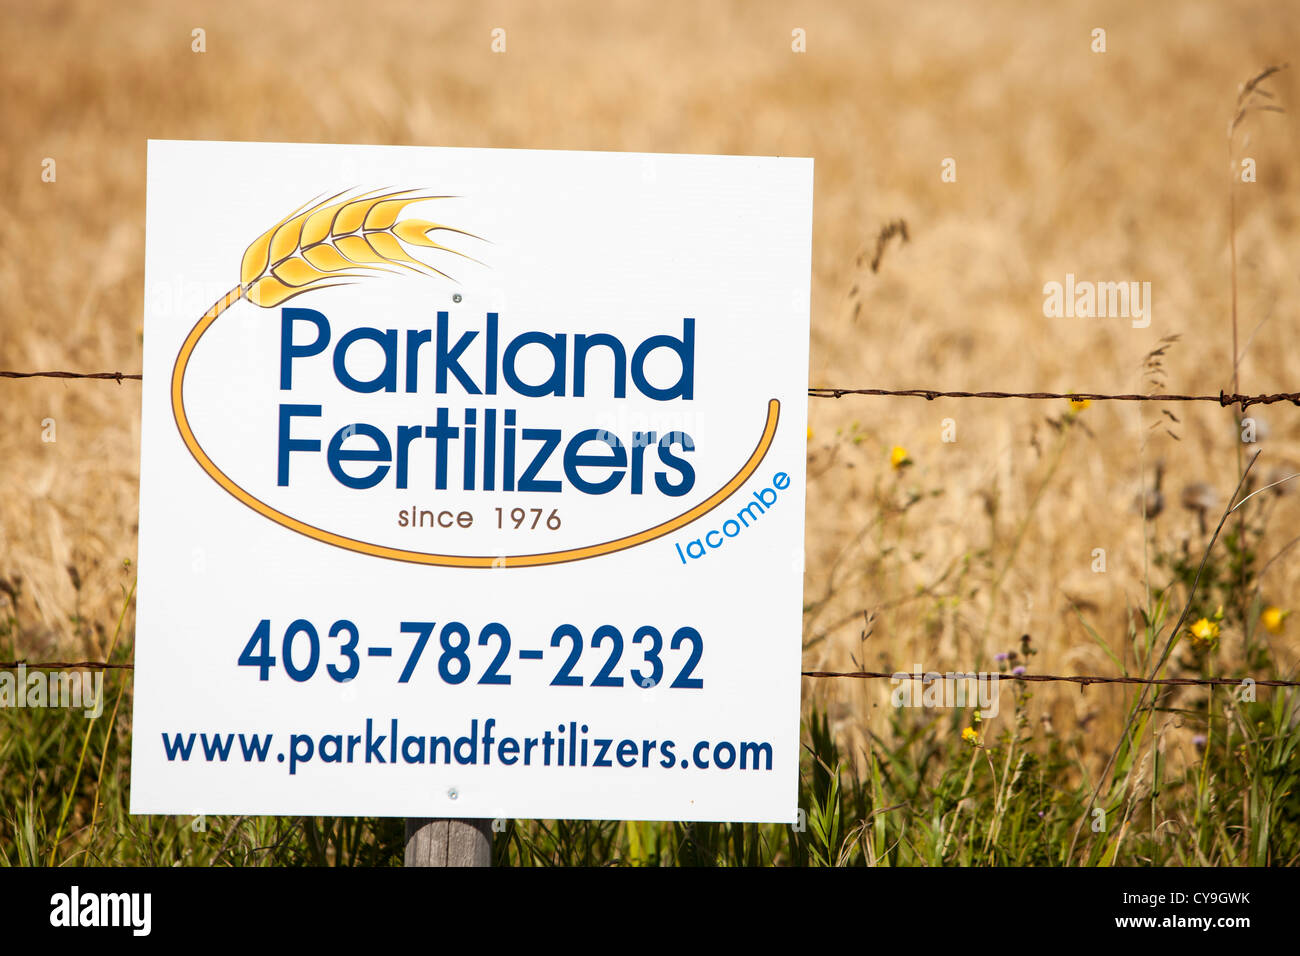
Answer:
404 817 492 867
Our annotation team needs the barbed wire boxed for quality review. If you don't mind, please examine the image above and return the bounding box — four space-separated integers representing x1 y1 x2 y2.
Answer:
810 387 1300 410
799 670 1300 688
2 658 1296 688
5 369 1300 409
1 660 135 671
0 370 140 382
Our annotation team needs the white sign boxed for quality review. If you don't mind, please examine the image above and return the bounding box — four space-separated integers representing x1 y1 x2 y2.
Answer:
131 140 813 822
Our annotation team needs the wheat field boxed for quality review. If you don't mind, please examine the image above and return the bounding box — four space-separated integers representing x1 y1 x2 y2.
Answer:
2 0 1299 840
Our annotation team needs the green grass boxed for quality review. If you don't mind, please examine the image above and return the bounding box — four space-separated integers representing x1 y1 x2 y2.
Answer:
3 652 1297 866
3 411 1298 867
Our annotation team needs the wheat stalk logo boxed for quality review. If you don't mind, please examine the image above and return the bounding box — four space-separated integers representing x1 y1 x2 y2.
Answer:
238 189 481 307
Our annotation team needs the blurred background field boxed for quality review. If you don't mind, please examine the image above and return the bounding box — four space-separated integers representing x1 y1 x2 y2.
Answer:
2 0 1299 865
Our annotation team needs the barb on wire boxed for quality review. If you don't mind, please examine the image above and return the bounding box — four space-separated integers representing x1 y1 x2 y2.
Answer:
6 370 1299 410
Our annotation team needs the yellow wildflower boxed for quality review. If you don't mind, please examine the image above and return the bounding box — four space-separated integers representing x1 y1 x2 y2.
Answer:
807 426 814 441
1189 617 1220 644
961 726 980 746
1067 396 1090 413
1261 605 1287 635
890 445 911 470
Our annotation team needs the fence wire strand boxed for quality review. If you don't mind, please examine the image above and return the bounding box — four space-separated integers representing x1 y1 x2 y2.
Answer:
1 659 1296 689
5 369 1300 409
1 370 140 382
809 386 1300 410
799 670 1300 688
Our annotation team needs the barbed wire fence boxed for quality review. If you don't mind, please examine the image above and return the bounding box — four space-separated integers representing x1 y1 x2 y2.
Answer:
7 368 1300 408
2 657 1297 689
2 367 1298 691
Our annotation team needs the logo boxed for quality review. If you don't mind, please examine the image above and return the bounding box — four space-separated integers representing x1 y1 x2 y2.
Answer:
171 189 778 567
49 886 151 936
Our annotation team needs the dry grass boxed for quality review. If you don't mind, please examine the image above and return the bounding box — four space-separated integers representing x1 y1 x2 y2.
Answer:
2 0 1299 776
